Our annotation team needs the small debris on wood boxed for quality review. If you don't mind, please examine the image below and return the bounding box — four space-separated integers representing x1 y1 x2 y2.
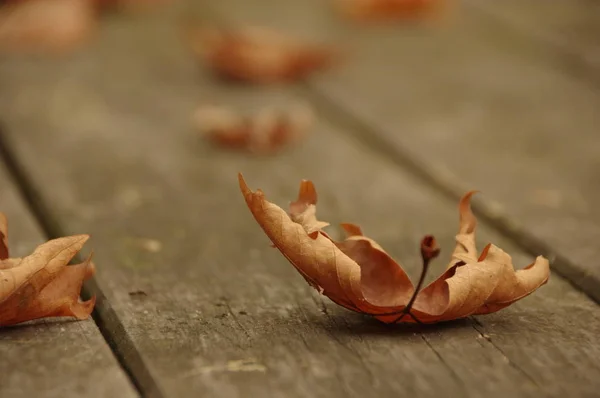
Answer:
181 358 267 377
138 238 162 253
128 290 148 298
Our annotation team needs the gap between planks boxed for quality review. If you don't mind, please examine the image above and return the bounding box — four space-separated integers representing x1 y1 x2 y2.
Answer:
201 0 600 310
289 84 573 386
464 1 600 90
297 84 600 305
0 126 165 398
196 2 592 387
0 4 596 396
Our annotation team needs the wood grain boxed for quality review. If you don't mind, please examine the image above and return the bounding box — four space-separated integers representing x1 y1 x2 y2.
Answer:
0 2 599 397
204 0 600 302
466 0 600 79
0 160 137 397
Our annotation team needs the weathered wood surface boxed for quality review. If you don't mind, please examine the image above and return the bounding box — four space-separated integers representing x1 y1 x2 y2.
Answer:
466 0 600 74
0 161 137 397
1 3 600 397
205 0 600 302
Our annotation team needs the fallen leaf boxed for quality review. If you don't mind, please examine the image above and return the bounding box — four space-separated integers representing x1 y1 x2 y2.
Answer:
239 174 550 324
334 0 449 22
0 0 96 55
194 102 315 154
185 25 338 83
0 213 95 327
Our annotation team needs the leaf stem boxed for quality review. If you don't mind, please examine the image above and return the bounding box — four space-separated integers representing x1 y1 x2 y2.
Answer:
392 235 440 324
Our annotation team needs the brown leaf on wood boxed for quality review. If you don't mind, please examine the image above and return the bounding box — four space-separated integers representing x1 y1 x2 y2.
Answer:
185 25 338 84
334 0 450 22
0 213 95 327
239 174 550 324
194 103 315 154
0 0 96 55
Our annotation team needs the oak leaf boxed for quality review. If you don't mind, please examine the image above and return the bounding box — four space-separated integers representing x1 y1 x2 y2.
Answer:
239 174 550 324
185 26 337 84
0 0 96 55
0 213 96 327
194 103 315 154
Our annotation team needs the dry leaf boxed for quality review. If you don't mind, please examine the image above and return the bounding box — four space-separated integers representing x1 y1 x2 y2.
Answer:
186 26 337 84
194 103 315 153
335 0 448 22
239 174 550 324
0 0 96 55
0 213 95 327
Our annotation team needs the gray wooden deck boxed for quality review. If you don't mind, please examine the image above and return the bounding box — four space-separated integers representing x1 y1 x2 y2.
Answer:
1 1 599 397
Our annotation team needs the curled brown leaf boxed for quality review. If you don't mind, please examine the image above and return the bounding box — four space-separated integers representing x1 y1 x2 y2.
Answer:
185 25 338 83
239 173 550 324
0 213 95 327
194 103 315 154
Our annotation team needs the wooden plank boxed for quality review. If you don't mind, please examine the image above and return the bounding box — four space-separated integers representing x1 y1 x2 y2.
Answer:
0 162 137 397
205 0 600 303
466 0 600 74
1 2 600 396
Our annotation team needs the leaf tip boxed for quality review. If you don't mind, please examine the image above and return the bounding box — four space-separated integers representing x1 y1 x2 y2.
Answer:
238 172 249 193
73 233 91 242
84 252 96 279
0 211 8 260
461 190 479 203
297 179 317 205
74 234 91 249
340 223 363 237
72 295 97 320
458 190 479 234
51 233 90 251
535 255 551 278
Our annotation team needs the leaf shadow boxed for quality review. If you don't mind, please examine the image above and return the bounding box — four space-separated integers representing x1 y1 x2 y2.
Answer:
0 317 84 335
304 307 473 338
